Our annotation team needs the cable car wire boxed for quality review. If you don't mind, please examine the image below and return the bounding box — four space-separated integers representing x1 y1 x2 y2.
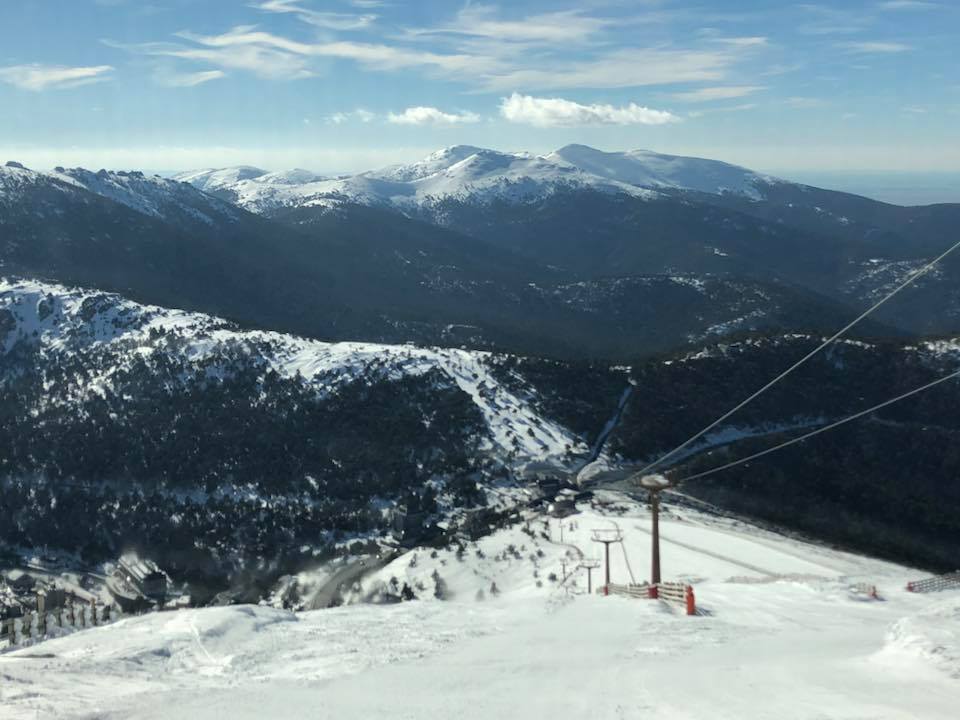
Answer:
678 366 960 483
636 235 960 476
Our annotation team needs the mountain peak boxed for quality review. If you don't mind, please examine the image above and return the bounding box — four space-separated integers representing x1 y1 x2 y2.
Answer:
173 166 269 193
430 145 487 159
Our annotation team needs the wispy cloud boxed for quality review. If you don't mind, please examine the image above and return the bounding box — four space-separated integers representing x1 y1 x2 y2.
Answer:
879 1 937 9
327 108 376 124
0 64 114 91
688 103 757 118
406 5 614 44
109 5 762 94
154 68 225 87
711 36 768 47
254 0 377 31
837 41 912 53
500 92 678 127
481 48 736 92
387 106 480 125
164 26 499 76
671 85 765 102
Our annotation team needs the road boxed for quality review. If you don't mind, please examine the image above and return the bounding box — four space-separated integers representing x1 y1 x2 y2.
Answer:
307 551 397 610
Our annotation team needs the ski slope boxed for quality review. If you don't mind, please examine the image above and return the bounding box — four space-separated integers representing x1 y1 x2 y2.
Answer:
2 492 957 719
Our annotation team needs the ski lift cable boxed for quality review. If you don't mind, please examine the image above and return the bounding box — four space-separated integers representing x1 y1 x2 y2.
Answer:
637 235 960 477
619 539 637 584
679 366 960 483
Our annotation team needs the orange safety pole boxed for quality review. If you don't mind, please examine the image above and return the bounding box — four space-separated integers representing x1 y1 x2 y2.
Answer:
685 585 696 615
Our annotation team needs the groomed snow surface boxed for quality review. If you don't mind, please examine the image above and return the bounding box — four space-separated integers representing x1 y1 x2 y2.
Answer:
3 492 957 719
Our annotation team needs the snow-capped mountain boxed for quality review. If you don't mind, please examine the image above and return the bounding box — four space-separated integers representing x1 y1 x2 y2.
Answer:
1 160 240 225
173 165 268 194
545 144 778 199
51 166 241 224
174 144 783 215
0 160 85 205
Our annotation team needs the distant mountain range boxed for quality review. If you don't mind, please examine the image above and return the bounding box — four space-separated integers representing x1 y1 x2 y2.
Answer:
172 145 960 340
173 144 779 212
5 147 922 359
3 147 960 578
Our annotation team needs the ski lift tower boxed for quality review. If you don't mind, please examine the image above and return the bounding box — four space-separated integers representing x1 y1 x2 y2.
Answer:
579 558 601 594
590 528 623 594
637 473 672 591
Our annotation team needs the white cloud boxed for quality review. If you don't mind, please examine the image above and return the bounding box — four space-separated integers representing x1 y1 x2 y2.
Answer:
254 0 376 31
387 106 481 125
154 69 225 87
499 93 678 127
327 108 376 124
838 41 912 53
671 85 764 102
0 64 114 91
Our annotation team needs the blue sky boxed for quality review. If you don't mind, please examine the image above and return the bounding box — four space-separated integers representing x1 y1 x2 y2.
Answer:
0 0 957 179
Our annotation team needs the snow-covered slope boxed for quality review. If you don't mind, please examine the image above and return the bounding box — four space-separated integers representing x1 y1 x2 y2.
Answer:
3 493 957 719
174 144 787 215
0 277 584 464
1 161 240 224
172 165 267 193
0 161 86 205
52 166 241 223
546 144 778 200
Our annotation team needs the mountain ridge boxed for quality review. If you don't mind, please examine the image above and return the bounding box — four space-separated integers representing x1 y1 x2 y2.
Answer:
172 144 786 213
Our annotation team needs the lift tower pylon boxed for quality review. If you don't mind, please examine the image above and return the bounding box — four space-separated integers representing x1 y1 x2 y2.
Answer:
590 528 623 594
